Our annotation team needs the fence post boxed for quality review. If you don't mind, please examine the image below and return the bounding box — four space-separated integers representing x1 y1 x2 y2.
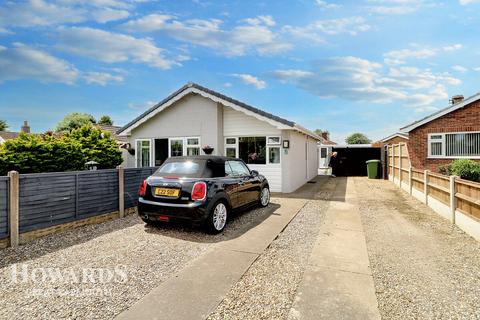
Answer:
7 171 19 248
118 166 125 218
424 170 429 205
449 175 457 224
398 144 402 187
391 146 395 182
409 167 413 195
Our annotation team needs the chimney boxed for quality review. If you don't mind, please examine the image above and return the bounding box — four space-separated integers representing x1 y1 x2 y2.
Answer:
21 120 30 133
321 131 330 141
450 95 464 105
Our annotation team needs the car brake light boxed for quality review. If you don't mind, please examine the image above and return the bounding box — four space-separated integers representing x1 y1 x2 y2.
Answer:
191 182 207 201
139 180 147 197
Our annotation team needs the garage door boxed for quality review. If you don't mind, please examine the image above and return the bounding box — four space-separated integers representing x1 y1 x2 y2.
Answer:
331 147 382 176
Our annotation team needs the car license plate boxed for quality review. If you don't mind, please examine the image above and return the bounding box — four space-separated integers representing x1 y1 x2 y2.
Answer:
155 188 180 197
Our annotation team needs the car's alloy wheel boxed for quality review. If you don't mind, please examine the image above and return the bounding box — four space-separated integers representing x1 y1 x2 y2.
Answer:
260 187 270 207
211 202 227 232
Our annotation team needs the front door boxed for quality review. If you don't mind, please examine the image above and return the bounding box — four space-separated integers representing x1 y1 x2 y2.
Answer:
319 147 328 167
154 139 169 166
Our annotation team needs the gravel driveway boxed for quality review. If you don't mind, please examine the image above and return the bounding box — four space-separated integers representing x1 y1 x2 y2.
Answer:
354 177 480 320
0 204 275 320
207 177 334 320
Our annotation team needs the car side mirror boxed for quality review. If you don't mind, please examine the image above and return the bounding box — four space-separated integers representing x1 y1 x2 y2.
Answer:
251 170 259 177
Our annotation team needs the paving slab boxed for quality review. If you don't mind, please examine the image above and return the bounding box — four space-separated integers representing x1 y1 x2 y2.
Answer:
288 177 381 320
116 197 307 320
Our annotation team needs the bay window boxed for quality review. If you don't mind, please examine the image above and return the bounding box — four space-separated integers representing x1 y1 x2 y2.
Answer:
239 137 266 164
428 132 480 158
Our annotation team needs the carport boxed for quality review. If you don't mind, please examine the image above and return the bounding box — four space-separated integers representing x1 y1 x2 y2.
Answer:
331 144 383 177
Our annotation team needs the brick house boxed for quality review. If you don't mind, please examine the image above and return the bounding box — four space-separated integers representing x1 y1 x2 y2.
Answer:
400 94 480 172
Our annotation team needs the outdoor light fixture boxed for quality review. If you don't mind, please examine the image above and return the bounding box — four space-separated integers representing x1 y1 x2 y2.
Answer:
283 140 290 148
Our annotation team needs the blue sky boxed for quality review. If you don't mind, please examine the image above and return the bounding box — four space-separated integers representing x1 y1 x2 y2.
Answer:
1 0 480 142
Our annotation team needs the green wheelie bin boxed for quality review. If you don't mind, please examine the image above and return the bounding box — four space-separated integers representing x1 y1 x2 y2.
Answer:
366 159 381 179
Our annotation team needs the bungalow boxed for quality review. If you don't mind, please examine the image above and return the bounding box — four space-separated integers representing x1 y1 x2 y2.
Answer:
117 82 321 193
0 121 30 144
400 94 480 172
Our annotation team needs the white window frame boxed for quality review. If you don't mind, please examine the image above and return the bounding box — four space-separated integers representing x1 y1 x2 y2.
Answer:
428 131 480 159
185 137 201 156
135 138 153 167
267 136 281 145
225 137 238 158
267 146 281 164
168 137 201 157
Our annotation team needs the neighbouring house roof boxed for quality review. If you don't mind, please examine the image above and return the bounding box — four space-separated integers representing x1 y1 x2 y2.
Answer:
0 131 20 142
381 132 409 142
97 124 128 143
320 139 337 145
117 82 321 140
400 92 480 132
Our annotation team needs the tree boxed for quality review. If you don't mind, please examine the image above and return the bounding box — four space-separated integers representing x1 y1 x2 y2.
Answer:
98 115 113 126
0 125 122 175
0 120 8 131
56 113 96 132
314 129 323 136
345 133 371 144
64 125 123 170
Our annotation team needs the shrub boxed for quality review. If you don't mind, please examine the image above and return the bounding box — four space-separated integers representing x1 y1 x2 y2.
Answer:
449 159 480 182
0 125 122 175
438 163 452 176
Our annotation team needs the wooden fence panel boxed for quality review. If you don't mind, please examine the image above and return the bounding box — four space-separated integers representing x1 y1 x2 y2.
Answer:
428 173 450 205
124 167 157 209
456 179 480 221
0 177 8 238
77 170 119 218
19 172 77 233
411 169 424 191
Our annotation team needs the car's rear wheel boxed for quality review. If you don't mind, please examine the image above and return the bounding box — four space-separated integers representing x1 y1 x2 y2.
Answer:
206 201 228 234
259 186 270 207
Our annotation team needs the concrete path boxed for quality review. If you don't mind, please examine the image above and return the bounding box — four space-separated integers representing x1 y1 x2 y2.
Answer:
115 197 307 320
288 177 381 320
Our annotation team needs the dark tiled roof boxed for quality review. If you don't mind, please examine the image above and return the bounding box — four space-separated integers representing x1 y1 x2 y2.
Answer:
98 124 128 143
0 131 20 140
117 82 296 134
400 92 480 132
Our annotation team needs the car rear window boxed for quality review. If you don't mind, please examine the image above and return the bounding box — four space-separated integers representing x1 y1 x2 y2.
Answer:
158 161 201 175
153 159 226 178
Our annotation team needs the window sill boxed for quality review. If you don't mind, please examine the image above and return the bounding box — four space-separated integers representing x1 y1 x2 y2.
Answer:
427 156 480 159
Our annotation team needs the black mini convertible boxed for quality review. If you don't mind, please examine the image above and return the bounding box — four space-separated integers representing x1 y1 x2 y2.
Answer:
138 156 270 233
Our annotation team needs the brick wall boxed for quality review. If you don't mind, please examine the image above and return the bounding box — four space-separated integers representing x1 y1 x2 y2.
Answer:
408 100 480 172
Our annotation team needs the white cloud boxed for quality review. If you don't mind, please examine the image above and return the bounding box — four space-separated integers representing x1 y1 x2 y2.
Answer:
459 0 480 4
284 17 370 43
367 0 425 14
451 65 468 73
91 8 130 23
0 0 86 28
315 0 341 9
0 43 128 86
56 27 178 69
83 71 124 85
232 74 267 89
0 43 79 84
443 43 463 51
223 82 232 88
122 14 291 56
271 56 461 110
0 0 138 28
383 48 437 65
